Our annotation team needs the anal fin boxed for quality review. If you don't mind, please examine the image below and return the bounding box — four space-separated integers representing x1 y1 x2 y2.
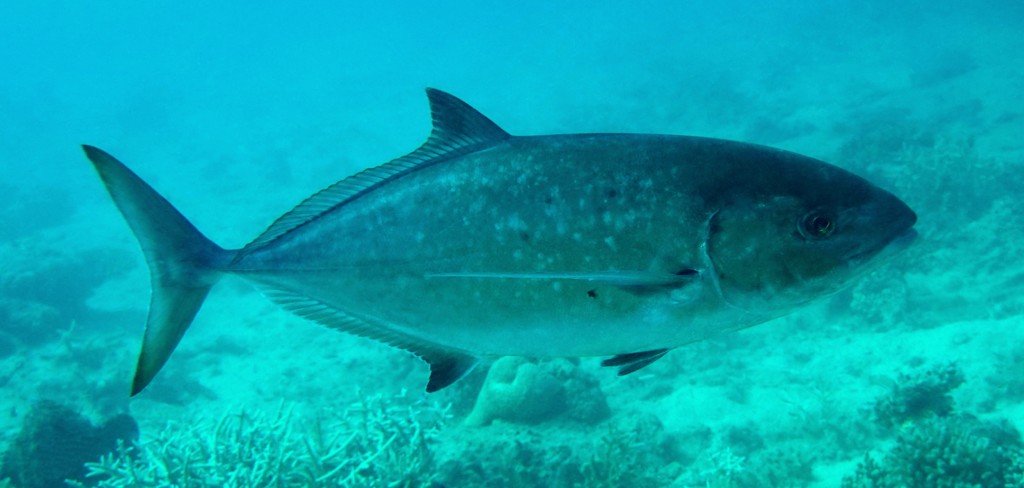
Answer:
601 348 670 376
260 286 478 392
424 351 479 392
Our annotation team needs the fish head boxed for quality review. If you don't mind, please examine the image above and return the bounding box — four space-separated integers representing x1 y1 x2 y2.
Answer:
706 154 917 313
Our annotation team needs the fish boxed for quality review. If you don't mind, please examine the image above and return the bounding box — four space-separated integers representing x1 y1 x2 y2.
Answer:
84 88 917 395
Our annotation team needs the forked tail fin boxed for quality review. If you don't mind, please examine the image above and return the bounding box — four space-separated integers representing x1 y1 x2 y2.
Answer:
83 145 232 395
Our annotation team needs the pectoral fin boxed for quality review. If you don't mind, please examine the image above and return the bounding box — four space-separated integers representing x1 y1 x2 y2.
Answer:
601 348 670 375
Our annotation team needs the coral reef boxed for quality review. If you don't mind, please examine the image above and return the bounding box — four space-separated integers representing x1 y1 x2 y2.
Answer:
988 343 1024 404
465 357 565 426
676 445 747 487
0 297 62 347
874 363 965 429
0 243 129 320
677 435 820 487
848 268 910 331
437 412 681 487
741 446 817 487
579 414 683 487
0 239 131 346
77 393 682 488
72 394 450 487
846 366 1024 487
465 357 609 427
842 415 1024 488
0 400 138 488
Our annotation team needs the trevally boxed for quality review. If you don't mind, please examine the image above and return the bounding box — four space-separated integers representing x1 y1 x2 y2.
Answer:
84 89 917 395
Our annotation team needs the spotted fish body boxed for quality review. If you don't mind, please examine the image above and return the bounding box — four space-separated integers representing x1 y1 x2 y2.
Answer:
85 89 916 394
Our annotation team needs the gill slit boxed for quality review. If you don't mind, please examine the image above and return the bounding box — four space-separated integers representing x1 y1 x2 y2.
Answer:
699 210 745 313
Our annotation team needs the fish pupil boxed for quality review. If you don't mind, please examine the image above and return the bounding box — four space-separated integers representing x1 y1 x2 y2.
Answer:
806 214 835 237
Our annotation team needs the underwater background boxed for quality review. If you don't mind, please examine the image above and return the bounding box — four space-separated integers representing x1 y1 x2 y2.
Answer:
2 0 1023 486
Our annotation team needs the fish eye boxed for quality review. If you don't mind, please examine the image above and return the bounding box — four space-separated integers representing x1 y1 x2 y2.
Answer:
800 211 836 239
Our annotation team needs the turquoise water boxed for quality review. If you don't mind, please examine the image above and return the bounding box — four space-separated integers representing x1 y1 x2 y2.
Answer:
1 1 1022 486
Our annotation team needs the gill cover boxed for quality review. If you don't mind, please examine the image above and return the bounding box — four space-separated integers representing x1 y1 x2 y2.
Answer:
707 196 851 312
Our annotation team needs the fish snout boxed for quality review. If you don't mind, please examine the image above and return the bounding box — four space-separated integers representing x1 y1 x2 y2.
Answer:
842 193 917 263
871 188 917 242
892 198 917 234
876 194 919 256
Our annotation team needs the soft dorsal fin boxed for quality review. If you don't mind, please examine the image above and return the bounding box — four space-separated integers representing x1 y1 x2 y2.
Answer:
236 89 510 259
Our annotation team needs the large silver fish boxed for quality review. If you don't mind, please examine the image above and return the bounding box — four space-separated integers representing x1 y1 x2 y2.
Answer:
85 89 917 395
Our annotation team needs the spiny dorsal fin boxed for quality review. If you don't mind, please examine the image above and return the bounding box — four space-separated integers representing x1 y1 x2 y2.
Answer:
423 87 510 150
236 89 510 259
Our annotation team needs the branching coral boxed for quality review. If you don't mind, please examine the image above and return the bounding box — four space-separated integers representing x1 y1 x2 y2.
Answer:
847 366 1024 487
842 415 1024 488
579 414 682 487
436 412 679 487
71 393 451 487
874 363 965 429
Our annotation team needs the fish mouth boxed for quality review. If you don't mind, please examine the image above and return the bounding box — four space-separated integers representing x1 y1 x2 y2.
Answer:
890 227 919 250
846 227 918 264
